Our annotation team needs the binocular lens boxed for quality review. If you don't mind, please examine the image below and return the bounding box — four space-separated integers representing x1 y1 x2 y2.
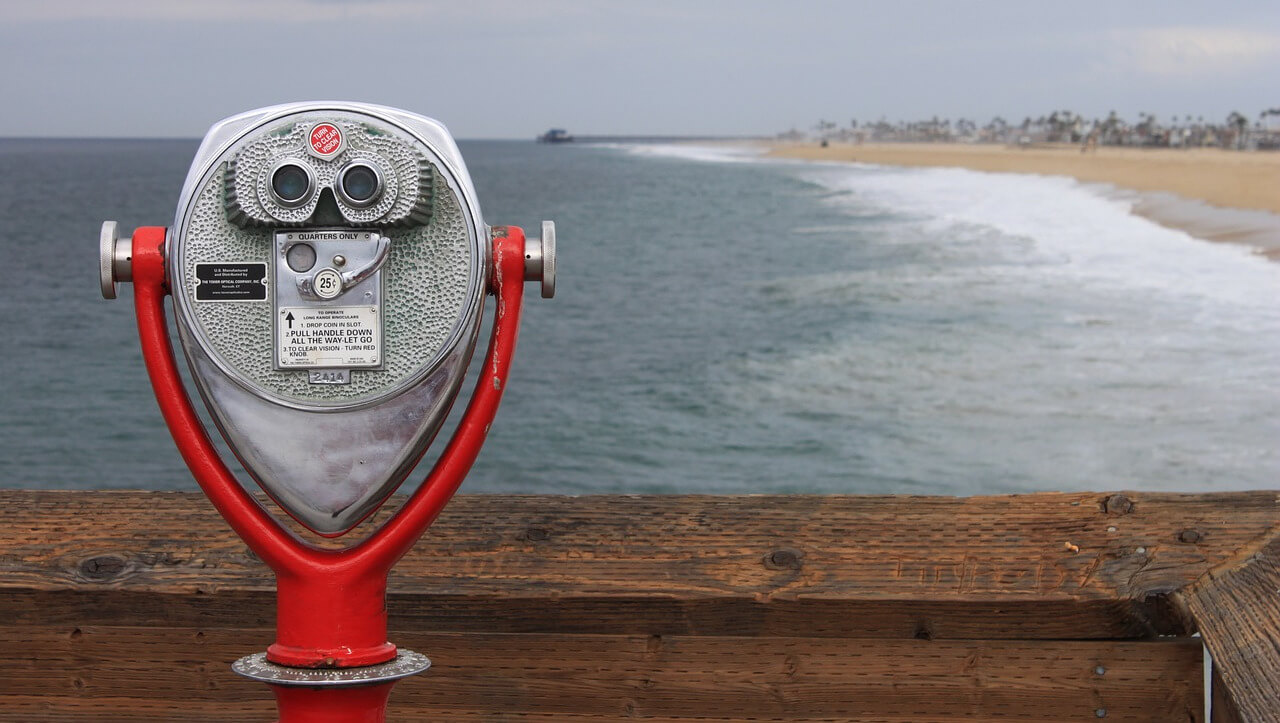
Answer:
271 163 312 205
338 163 382 206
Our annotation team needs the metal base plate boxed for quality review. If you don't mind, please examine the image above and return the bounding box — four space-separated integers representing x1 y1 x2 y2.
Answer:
232 650 431 687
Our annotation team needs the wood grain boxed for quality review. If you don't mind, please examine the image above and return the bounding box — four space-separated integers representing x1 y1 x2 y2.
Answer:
1 490 1274 639
1211 666 1245 723
1176 533 1280 723
1 490 1272 720
1 626 1203 721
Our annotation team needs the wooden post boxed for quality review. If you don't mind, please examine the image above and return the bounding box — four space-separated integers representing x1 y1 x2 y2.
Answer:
1176 533 1280 723
1211 665 1246 723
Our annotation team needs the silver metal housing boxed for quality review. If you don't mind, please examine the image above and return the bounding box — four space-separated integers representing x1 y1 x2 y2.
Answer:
525 220 556 299
99 221 132 299
169 103 490 535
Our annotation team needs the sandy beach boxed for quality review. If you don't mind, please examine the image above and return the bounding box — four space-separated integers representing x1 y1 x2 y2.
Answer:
768 142 1280 256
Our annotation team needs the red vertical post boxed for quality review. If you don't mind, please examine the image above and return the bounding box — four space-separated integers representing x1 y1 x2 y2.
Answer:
272 684 397 723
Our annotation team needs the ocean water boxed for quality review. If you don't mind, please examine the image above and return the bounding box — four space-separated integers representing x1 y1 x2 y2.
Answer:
1 138 1277 495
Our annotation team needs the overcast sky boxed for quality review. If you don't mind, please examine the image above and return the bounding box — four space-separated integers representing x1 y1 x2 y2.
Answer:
2 0 1277 138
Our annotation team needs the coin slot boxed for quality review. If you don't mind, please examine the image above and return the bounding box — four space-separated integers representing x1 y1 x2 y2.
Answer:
286 243 317 273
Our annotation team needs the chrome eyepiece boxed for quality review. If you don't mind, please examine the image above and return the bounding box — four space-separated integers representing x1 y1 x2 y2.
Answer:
269 160 315 208
336 161 384 208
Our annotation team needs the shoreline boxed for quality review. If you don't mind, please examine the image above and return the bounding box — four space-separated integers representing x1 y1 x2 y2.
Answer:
766 142 1280 259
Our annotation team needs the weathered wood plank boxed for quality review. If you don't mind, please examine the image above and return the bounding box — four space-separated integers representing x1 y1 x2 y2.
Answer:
1211 666 1245 723
0 701 1196 723
1176 533 1280 723
0 589 1155 640
1 626 1203 721
1 491 1268 719
1 491 1274 639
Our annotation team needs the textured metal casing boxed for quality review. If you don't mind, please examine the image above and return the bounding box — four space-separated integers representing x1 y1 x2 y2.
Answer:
168 103 488 535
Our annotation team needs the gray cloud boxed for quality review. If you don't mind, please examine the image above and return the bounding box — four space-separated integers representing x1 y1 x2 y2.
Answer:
0 0 1276 138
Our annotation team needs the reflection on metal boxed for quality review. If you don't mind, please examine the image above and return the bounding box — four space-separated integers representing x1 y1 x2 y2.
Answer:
524 220 557 299
179 327 477 534
233 650 431 686
99 220 132 300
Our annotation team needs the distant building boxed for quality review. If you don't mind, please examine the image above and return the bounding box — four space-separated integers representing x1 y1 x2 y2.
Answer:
538 129 574 143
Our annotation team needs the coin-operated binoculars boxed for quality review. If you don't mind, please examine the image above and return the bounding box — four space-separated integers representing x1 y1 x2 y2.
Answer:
99 103 554 721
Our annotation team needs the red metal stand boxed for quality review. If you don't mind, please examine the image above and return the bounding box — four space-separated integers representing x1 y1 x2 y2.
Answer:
130 225 528 721
271 685 396 723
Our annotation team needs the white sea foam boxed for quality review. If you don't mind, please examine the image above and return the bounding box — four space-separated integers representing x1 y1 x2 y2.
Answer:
797 163 1280 309
608 142 769 164
626 144 1280 492
631 143 1280 317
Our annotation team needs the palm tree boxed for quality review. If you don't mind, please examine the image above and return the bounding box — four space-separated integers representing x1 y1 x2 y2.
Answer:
1227 111 1248 149
1094 111 1119 146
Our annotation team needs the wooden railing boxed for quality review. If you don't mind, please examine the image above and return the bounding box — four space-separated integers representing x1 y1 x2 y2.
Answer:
1 490 1276 721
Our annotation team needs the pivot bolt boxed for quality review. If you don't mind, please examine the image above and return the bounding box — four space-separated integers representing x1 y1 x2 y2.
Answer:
99 221 134 299
524 220 556 299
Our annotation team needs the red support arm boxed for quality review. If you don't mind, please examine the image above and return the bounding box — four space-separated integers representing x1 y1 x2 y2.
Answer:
130 225 528 669
132 227 302 572
352 226 526 572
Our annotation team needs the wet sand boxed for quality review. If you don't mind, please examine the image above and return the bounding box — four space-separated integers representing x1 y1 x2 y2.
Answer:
767 142 1280 257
